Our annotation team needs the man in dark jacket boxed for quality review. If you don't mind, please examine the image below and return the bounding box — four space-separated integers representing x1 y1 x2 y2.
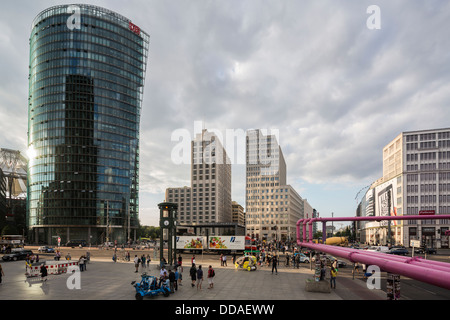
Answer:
190 264 197 287
40 264 48 282
168 269 176 293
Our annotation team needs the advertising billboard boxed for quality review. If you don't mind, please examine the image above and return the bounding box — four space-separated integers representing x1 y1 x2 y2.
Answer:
208 236 245 251
176 236 206 250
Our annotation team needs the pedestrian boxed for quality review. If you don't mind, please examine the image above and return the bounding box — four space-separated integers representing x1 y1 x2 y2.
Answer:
112 253 117 263
79 256 85 271
160 265 167 278
0 263 4 284
330 266 337 289
220 253 224 266
223 255 227 266
196 265 203 290
190 263 197 287
177 264 183 286
169 269 176 293
352 262 360 280
40 263 48 282
134 255 140 273
174 268 179 291
295 254 300 269
141 254 146 269
320 262 326 281
191 255 196 265
207 265 215 289
178 255 183 272
271 254 278 274
147 254 151 268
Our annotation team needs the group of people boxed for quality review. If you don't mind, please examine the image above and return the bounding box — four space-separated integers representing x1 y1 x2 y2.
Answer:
159 264 182 293
317 259 339 289
189 263 215 290
132 254 152 271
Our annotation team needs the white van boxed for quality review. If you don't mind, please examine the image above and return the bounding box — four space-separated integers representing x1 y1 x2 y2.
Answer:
366 246 390 253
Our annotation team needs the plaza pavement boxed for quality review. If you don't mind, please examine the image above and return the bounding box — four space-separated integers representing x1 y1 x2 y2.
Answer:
0 255 386 300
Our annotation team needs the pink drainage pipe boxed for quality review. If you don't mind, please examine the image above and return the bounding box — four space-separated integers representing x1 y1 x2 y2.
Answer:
296 242 450 290
296 215 450 290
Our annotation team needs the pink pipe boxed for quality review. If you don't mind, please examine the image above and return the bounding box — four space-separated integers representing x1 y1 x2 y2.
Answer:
302 219 310 243
297 242 450 290
308 219 314 243
334 246 450 273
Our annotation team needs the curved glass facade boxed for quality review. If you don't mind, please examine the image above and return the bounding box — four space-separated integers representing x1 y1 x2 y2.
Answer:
27 5 149 244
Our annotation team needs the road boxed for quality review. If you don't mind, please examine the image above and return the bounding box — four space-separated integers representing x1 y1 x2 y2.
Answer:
327 251 450 300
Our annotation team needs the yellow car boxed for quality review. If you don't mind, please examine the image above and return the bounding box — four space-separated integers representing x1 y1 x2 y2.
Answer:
235 255 257 271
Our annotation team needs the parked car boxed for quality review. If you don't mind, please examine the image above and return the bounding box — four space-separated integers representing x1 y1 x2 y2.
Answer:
366 246 390 253
294 252 310 263
38 246 55 253
2 249 33 262
312 255 347 267
414 247 437 254
387 248 409 256
65 240 87 247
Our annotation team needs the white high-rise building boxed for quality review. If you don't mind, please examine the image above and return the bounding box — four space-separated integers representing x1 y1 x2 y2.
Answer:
166 129 232 225
245 129 310 241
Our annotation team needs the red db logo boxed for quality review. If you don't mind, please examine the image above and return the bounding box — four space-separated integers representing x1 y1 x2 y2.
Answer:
129 22 141 36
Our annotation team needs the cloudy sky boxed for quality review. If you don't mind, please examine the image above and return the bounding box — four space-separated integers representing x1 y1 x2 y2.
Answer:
1 0 450 227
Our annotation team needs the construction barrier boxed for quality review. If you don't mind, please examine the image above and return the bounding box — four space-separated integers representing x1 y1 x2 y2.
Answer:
26 260 79 278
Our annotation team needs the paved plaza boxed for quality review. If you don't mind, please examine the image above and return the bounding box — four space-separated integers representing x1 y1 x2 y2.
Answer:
0 253 385 300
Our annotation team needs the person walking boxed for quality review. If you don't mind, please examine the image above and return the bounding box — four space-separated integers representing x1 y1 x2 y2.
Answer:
134 255 140 273
141 254 146 270
178 255 183 272
330 266 338 289
0 263 4 284
352 262 360 280
196 265 203 290
174 268 179 291
207 265 215 289
169 269 176 293
177 264 183 286
190 263 197 287
40 263 48 282
222 255 227 266
271 254 278 275
79 256 85 271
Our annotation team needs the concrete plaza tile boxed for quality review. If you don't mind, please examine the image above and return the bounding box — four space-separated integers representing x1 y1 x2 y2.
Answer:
0 258 342 300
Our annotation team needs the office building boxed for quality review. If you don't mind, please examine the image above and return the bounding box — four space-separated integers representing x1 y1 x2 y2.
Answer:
27 5 149 244
245 129 311 241
361 128 450 248
232 201 245 226
166 129 232 227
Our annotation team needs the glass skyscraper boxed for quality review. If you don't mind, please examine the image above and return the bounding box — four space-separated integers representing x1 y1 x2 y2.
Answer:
27 5 149 245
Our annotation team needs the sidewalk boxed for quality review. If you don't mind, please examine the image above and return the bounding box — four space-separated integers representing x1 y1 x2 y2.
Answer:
0 254 390 300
